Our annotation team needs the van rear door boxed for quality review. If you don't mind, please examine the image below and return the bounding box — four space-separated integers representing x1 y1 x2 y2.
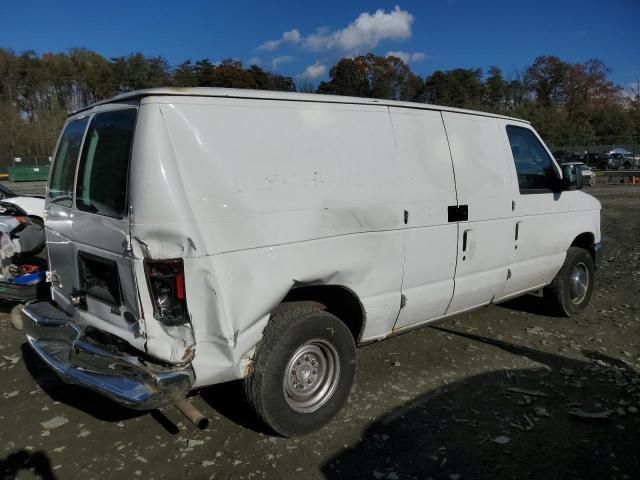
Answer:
46 107 142 343
47 116 89 310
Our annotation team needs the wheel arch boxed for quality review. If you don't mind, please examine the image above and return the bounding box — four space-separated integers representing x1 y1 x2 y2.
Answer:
27 215 44 227
279 284 366 343
570 232 596 262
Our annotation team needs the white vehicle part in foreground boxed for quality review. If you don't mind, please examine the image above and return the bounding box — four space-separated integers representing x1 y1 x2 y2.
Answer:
2 196 45 220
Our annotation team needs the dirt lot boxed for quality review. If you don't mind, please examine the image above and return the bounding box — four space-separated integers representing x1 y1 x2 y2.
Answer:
1 184 639 480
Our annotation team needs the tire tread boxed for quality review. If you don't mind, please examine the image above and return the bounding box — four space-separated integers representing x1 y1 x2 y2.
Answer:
243 302 356 436
243 302 321 425
544 246 594 316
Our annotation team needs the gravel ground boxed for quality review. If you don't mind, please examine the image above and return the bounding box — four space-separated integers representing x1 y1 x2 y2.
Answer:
1 184 639 480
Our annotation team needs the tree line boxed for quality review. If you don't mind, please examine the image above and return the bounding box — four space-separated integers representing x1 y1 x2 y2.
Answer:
1 47 638 161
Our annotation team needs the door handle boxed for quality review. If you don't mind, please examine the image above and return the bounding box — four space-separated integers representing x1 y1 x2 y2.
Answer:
462 229 470 252
515 221 522 241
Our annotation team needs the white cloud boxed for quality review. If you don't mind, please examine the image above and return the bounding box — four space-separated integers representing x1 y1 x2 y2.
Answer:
271 56 293 70
304 6 413 54
299 61 327 81
258 29 301 51
247 57 262 66
258 6 414 56
283 30 301 43
385 50 426 64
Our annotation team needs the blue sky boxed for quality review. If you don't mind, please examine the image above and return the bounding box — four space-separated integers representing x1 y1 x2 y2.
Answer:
1 0 638 91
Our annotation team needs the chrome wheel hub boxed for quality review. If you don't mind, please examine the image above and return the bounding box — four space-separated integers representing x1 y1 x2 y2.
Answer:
569 262 589 304
283 340 340 413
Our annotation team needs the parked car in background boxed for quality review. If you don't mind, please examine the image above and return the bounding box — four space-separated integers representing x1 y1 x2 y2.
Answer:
583 152 618 170
559 161 595 186
553 150 582 162
608 147 632 156
610 153 637 169
0 183 45 224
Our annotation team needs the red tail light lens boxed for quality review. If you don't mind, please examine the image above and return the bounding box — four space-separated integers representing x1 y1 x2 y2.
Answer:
143 259 189 325
175 271 185 300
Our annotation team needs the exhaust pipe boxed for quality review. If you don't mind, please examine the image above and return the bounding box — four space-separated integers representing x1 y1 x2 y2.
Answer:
175 399 209 430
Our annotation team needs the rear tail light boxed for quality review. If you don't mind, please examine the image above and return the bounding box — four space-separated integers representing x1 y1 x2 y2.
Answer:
144 259 189 325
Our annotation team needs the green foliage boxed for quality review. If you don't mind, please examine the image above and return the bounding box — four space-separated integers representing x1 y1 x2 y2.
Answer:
485 66 507 110
425 68 485 108
318 54 423 101
0 48 637 162
419 55 634 147
0 48 296 161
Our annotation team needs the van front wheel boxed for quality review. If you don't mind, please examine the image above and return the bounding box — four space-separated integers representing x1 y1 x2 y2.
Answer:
244 304 356 436
544 247 595 316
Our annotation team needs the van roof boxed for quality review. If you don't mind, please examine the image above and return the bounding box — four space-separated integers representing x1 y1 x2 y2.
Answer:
72 87 530 124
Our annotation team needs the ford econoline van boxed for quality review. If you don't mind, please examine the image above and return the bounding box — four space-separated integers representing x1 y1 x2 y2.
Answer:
23 88 602 436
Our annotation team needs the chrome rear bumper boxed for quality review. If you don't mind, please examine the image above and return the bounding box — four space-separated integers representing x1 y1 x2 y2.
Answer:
23 301 194 410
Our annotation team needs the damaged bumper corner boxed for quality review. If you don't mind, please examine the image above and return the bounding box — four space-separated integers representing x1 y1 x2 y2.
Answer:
22 301 194 410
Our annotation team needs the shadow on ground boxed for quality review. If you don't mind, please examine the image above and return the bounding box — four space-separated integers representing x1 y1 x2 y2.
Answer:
0 450 57 480
20 338 262 435
322 328 640 480
199 380 269 434
496 294 559 317
20 343 145 424
0 301 17 315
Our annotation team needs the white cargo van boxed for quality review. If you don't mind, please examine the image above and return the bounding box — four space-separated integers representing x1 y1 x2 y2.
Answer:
24 88 602 436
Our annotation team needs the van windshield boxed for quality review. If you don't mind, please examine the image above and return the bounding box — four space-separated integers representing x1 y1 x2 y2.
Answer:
76 109 137 218
49 117 89 207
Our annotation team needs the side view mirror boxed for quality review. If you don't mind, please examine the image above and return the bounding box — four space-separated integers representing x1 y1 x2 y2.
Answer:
562 164 584 191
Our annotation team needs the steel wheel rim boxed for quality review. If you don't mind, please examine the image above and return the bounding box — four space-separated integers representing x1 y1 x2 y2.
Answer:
569 262 589 304
283 339 341 413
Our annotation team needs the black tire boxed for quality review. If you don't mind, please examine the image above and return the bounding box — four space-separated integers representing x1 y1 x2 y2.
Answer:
244 303 356 437
624 161 631 169
28 216 44 228
599 163 608 171
544 247 595 317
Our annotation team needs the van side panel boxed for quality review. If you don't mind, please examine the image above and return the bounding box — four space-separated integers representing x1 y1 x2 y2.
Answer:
130 98 405 383
442 113 515 313
133 98 405 254
388 108 458 331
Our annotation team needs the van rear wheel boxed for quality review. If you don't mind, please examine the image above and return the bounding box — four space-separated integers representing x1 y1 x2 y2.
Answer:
544 247 594 316
244 303 356 437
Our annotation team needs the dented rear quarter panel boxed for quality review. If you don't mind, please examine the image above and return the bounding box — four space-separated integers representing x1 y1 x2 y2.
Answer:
130 97 406 386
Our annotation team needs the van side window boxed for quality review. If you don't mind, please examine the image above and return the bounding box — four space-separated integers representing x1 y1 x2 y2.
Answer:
76 109 137 218
49 118 89 207
506 126 556 193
